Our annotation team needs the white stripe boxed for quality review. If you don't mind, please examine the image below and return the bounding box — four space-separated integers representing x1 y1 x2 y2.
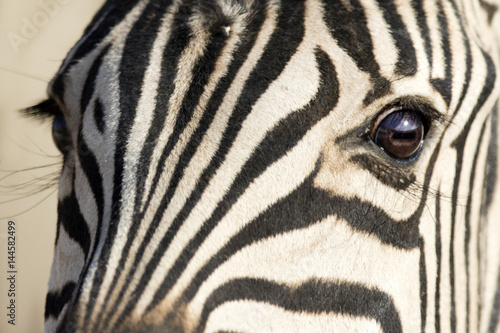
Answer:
97 0 181 324
425 0 446 80
61 1 153 330
136 30 321 319
182 216 420 331
359 0 399 80
120 1 281 323
205 301 382 333
441 0 467 113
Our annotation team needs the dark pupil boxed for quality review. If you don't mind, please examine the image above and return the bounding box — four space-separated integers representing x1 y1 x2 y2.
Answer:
52 113 71 153
374 110 424 159
53 113 66 132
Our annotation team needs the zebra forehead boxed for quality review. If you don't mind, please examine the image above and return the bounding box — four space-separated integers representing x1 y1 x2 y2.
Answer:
194 0 249 23
47 0 250 98
48 0 408 105
39 0 500 332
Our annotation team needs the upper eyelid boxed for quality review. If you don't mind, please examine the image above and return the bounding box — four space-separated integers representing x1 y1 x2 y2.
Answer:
394 97 451 126
370 97 452 131
348 97 450 142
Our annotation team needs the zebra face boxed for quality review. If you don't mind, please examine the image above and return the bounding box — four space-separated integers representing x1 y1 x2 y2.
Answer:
27 0 500 332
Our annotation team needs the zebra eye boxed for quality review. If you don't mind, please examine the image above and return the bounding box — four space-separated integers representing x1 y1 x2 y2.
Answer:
52 112 72 154
370 109 424 160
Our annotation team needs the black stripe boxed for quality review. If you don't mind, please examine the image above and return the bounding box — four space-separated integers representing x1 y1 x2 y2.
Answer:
464 119 488 332
177 154 434 312
58 193 91 259
450 181 458 330
97 3 194 325
137 0 267 224
80 47 108 116
435 190 442 333
488 265 500 332
59 49 112 330
76 47 110 244
85 0 174 327
56 57 108 258
94 99 105 133
115 0 308 325
62 134 106 310
322 0 391 105
430 0 452 106
51 0 142 102
150 48 339 310
378 0 418 77
349 155 416 191
79 45 108 134
196 278 402 333
55 46 108 267
482 104 498 331
143 0 299 228
105 0 267 325
77 136 105 247
134 3 194 217
176 163 417 309
138 4 230 220
449 49 497 332
52 44 115 329
45 282 76 319
103 4 234 323
480 0 499 24
411 0 432 78
79 0 143 48
58 48 111 329
420 237 427 333
448 1 472 118
481 104 498 217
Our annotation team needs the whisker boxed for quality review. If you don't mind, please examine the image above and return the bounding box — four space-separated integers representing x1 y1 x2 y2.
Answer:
0 188 57 219
0 65 48 83
4 134 60 158
0 163 61 182
0 173 59 192
0 184 54 203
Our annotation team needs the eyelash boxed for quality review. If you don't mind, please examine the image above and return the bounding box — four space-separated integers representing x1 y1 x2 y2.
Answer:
23 99 60 121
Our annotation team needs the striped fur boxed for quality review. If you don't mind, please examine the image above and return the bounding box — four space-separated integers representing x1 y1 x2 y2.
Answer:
35 0 500 331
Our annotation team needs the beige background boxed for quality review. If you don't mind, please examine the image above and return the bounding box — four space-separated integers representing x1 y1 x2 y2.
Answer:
0 1 105 332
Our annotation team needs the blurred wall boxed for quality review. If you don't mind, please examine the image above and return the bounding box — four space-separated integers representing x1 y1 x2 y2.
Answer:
0 1 105 332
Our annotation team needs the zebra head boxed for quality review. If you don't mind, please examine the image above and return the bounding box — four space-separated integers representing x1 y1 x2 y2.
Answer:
27 0 500 332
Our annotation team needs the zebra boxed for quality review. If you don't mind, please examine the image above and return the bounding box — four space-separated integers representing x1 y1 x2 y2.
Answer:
25 0 500 331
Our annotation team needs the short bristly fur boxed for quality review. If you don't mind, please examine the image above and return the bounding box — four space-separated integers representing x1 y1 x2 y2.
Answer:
28 0 500 332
